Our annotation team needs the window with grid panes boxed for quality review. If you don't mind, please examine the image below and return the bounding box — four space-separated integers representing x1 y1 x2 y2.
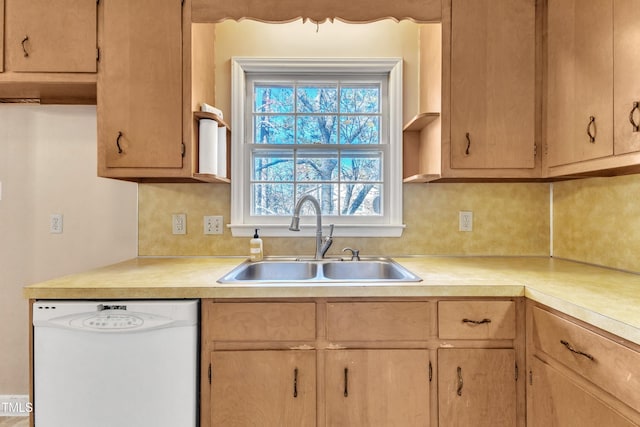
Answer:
230 58 404 237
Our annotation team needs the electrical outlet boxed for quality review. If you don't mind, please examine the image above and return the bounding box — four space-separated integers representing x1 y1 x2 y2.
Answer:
204 216 223 235
459 211 473 232
50 214 63 234
172 214 187 235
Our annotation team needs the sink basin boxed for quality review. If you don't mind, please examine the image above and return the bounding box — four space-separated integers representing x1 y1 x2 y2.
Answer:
321 260 419 281
218 258 421 283
228 261 319 282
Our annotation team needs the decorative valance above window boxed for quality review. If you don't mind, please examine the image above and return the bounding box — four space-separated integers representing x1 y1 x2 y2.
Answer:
191 0 442 24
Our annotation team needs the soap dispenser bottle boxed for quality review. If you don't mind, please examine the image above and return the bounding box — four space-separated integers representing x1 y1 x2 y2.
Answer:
249 229 263 262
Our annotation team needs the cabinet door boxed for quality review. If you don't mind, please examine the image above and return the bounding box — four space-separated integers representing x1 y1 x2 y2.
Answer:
546 0 613 167
0 0 4 72
324 350 430 427
528 358 636 427
438 348 516 427
99 0 183 170
613 0 640 155
450 0 535 169
210 350 316 427
5 0 96 72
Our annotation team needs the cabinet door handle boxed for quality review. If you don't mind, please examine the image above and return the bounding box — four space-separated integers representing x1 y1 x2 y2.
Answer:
465 132 471 155
560 340 595 361
293 367 298 398
630 102 640 132
21 36 30 57
587 116 596 143
456 366 463 396
343 368 349 397
462 318 491 325
116 131 124 153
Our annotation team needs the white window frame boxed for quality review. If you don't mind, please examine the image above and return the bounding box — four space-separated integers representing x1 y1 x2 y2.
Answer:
229 57 405 237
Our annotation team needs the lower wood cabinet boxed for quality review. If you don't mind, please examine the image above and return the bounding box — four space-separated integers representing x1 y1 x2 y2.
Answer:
201 298 524 427
526 301 640 426
438 349 517 427
324 350 430 427
209 350 316 427
528 357 637 427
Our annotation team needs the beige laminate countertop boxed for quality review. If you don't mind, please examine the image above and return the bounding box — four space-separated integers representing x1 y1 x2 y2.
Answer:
23 256 640 345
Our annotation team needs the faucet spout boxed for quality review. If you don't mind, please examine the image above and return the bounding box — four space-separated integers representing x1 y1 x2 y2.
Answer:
289 195 332 260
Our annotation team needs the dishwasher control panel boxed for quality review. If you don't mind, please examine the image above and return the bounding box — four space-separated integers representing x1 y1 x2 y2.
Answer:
82 314 144 329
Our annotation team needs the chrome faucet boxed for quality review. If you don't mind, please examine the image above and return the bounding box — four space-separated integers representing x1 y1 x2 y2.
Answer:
289 194 334 260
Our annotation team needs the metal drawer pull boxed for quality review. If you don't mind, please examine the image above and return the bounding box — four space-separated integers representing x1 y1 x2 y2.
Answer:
293 368 298 398
457 366 463 396
465 132 471 155
344 368 349 397
116 131 124 153
630 101 640 132
22 36 30 57
560 340 595 361
462 318 491 325
587 116 596 143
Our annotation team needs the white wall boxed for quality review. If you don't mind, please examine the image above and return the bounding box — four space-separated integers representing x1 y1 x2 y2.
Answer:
0 105 138 394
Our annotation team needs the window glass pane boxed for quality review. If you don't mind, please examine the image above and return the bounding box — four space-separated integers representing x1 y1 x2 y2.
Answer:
296 116 338 144
252 183 294 216
254 85 294 113
297 184 339 216
339 116 380 144
340 85 380 113
254 115 294 144
252 150 294 181
340 183 382 216
245 69 391 222
297 85 338 113
339 150 382 182
295 150 339 181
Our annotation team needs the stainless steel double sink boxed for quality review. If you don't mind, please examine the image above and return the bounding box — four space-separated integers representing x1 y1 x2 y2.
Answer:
218 258 422 284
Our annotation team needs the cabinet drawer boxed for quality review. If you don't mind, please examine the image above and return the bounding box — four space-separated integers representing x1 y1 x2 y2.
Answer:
531 307 640 412
438 300 516 339
208 302 316 341
326 302 431 341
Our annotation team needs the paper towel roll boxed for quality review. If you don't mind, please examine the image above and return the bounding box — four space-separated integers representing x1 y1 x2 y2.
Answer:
217 126 227 178
199 119 218 175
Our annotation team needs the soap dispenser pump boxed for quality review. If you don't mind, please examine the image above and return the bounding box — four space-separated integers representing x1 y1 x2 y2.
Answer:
249 228 263 262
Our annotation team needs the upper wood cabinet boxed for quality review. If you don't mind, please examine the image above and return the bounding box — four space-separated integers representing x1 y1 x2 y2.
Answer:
5 0 97 73
545 0 614 168
450 0 536 171
1 0 5 73
404 0 538 182
98 0 184 177
613 0 640 156
544 0 640 177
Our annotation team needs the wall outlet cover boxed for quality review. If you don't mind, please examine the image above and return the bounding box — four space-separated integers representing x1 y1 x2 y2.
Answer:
50 214 63 234
459 211 473 232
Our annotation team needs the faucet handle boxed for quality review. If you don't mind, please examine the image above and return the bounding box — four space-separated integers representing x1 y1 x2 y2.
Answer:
327 224 335 238
342 247 360 261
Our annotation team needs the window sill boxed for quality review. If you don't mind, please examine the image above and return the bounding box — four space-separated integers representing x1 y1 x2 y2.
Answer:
229 224 406 238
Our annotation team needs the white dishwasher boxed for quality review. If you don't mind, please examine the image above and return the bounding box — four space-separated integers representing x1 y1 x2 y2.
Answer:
33 300 198 427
